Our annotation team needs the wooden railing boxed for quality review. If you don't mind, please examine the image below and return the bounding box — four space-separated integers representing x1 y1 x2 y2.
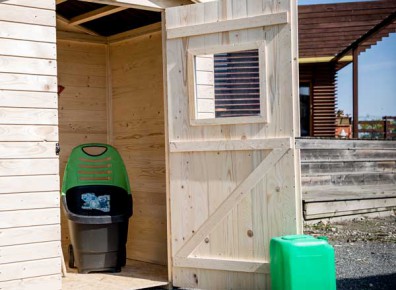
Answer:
358 116 396 140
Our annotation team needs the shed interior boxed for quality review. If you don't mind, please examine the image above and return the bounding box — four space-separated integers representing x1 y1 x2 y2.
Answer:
56 0 172 286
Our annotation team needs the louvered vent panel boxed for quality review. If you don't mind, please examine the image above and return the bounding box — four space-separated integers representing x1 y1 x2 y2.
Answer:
214 50 260 118
312 64 336 137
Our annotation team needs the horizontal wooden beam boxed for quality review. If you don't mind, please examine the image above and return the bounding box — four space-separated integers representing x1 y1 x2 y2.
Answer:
108 22 161 43
299 56 352 64
70 6 127 26
174 257 270 274
295 138 396 150
79 0 192 12
56 14 100 36
299 1 396 14
167 11 288 39
57 31 107 44
169 138 292 152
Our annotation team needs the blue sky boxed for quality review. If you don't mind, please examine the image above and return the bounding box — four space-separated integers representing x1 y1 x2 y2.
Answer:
299 0 396 120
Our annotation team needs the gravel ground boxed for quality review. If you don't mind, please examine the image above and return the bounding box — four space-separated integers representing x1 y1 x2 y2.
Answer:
305 215 396 290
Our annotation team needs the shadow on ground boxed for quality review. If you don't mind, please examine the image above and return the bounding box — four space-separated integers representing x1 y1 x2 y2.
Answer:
337 273 396 290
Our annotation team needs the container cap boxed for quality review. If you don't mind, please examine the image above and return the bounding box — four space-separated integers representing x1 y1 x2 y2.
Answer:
281 235 314 241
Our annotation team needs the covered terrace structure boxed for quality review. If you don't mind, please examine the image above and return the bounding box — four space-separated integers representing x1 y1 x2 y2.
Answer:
298 0 396 138
297 0 396 222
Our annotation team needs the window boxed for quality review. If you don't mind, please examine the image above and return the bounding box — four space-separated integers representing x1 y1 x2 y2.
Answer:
299 84 311 136
188 42 269 125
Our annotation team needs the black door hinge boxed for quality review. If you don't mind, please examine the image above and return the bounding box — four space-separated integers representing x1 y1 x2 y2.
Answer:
56 143 61 155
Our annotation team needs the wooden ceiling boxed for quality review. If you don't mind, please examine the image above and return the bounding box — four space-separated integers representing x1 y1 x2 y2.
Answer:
56 0 396 61
56 0 166 36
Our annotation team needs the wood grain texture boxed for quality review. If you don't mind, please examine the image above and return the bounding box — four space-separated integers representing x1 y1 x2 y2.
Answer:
300 139 396 222
0 73 57 92
0 159 59 176
0 191 60 211
0 21 56 43
110 31 167 265
297 138 396 150
0 258 61 282
0 241 61 265
0 275 61 290
0 91 57 109
0 108 58 125
0 142 57 159
0 55 57 76
0 38 56 59
0 4 56 26
165 0 300 288
0 125 58 141
167 11 288 39
0 224 60 247
0 208 60 229
0 2 61 286
57 40 108 256
1 0 55 10
170 138 291 152
62 259 167 290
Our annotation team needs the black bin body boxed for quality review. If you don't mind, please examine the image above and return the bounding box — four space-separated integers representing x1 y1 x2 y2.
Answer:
63 185 132 273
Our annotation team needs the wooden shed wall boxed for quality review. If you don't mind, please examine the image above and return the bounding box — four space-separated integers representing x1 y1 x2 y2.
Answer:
300 63 337 137
57 40 108 254
110 32 167 265
0 1 61 288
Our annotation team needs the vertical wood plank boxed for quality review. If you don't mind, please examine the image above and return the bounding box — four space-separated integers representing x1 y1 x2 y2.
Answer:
110 31 167 265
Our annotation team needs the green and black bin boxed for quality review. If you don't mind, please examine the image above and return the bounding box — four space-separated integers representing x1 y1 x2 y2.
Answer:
61 143 132 273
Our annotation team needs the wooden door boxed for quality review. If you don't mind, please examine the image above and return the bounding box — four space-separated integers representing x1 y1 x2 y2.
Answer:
164 0 301 288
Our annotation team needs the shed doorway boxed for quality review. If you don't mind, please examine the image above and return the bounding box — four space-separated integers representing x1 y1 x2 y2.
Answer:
56 2 169 288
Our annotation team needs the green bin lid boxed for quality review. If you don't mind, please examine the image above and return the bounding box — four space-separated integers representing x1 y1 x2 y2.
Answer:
61 143 131 195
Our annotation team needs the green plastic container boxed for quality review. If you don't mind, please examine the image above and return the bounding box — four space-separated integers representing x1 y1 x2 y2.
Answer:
270 235 336 290
61 143 132 273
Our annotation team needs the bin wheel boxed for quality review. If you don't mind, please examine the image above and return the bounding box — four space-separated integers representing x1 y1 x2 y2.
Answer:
68 244 76 269
119 246 126 267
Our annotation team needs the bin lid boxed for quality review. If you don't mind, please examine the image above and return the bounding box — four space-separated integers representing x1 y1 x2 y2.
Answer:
61 143 131 195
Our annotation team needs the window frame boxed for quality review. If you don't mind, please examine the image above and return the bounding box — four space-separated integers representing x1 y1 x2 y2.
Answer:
187 41 269 126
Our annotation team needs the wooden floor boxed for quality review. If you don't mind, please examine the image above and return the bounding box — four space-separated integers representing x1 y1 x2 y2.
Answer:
62 259 168 290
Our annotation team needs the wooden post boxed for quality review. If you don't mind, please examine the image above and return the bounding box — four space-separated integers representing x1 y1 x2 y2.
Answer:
352 48 359 138
384 116 388 139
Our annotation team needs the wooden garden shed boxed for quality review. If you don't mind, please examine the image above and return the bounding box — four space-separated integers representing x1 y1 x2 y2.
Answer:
0 0 301 289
